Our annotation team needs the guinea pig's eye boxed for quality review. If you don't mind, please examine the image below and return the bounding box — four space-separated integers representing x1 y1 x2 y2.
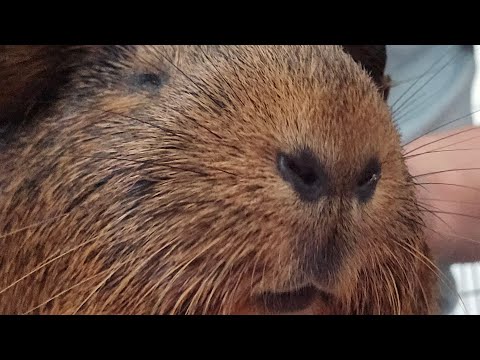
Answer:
356 158 381 203
132 72 167 90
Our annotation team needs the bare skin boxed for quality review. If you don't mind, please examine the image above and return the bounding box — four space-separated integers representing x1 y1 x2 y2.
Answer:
405 125 480 264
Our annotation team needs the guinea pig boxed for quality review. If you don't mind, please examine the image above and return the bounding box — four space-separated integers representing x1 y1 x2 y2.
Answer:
0 45 438 314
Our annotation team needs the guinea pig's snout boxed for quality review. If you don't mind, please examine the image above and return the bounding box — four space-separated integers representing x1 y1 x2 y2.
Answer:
277 149 382 203
277 149 328 202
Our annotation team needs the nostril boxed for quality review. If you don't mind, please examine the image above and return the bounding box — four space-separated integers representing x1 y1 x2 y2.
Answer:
285 158 317 185
356 157 381 203
277 149 328 202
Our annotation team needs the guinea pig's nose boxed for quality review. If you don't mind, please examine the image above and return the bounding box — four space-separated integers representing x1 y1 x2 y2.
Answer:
277 149 328 202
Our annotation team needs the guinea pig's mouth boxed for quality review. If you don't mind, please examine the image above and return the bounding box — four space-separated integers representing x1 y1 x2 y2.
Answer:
254 285 331 314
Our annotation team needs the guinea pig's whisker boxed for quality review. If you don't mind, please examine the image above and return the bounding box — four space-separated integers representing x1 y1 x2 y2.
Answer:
117 233 228 314
104 242 187 310
416 203 455 231
128 221 247 313
385 265 402 314
395 92 432 124
225 262 252 315
230 61 257 107
420 210 480 222
365 211 422 313
204 277 228 314
200 244 252 314
156 276 204 315
122 252 186 311
154 248 231 313
158 52 226 111
260 261 269 309
393 52 463 117
458 288 480 297
32 154 239 178
406 134 480 161
391 75 433 87
415 198 446 213
91 108 181 138
391 238 467 314
178 113 225 140
74 240 158 313
0 234 101 296
186 268 227 315
249 245 267 295
434 229 480 247
414 168 480 179
405 148 480 160
419 198 480 206
174 279 206 315
72 263 122 315
377 264 396 314
392 48 460 116
37 154 154 166
372 267 384 314
410 178 430 193
196 268 240 315
395 82 460 125
0 212 69 241
167 108 248 155
389 46 454 112
403 111 480 152
406 255 433 315
415 201 480 246
23 274 104 314
395 58 475 127
198 45 245 108
403 221 469 312
416 182 480 194
2 104 180 138
98 107 233 156
23 256 138 315
9 101 227 145
432 136 480 153
223 244 258 290
381 242 411 290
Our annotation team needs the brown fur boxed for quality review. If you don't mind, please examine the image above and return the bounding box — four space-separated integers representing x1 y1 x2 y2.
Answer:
0 46 70 124
0 45 438 314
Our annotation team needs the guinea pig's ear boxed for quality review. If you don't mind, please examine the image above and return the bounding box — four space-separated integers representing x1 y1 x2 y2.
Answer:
0 45 82 125
341 45 391 100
